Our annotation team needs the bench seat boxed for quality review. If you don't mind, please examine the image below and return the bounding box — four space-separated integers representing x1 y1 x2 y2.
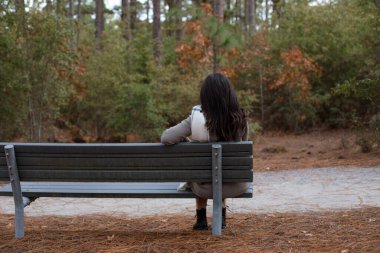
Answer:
0 182 253 198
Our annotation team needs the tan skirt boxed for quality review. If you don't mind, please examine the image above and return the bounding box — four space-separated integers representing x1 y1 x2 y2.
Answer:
190 182 251 199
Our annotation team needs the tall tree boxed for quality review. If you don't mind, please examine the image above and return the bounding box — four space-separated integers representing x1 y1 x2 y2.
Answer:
95 0 105 49
272 0 282 19
56 0 64 15
130 0 137 31
77 0 82 21
213 0 225 72
146 0 150 24
214 0 225 19
76 0 82 46
166 0 182 40
68 0 74 19
226 0 231 10
153 0 161 63
175 0 182 40
245 0 256 35
14 0 25 16
121 0 131 40
14 0 26 31
235 0 242 23
166 0 175 37
46 0 53 12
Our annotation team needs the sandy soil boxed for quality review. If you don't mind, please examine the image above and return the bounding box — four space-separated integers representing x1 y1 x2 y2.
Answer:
253 130 380 172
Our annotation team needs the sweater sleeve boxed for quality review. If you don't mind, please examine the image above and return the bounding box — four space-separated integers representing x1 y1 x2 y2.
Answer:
160 116 192 145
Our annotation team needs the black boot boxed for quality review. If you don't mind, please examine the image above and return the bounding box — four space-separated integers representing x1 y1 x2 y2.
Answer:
193 208 208 230
222 208 226 229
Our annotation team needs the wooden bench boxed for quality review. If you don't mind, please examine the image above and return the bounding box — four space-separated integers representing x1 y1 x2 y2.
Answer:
0 142 253 237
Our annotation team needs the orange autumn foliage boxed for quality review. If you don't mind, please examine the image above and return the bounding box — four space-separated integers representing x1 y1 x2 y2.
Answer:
271 47 322 98
175 4 213 72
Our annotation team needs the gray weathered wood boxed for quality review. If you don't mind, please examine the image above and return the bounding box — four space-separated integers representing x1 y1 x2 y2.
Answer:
4 145 24 238
14 156 251 167
16 165 251 171
212 144 222 236
0 141 252 154
11 151 251 158
14 169 252 182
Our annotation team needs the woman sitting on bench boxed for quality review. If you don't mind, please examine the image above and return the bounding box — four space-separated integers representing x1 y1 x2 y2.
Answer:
161 73 250 230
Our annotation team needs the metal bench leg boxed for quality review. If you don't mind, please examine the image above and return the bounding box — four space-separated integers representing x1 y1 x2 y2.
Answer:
212 144 222 236
5 145 25 238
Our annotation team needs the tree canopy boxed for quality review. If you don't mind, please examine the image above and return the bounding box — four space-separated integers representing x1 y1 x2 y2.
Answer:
0 0 379 142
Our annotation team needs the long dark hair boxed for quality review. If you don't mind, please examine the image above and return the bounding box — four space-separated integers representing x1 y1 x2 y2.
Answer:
200 73 247 141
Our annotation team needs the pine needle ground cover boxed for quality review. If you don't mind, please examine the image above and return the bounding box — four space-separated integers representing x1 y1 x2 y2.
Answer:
1 208 379 253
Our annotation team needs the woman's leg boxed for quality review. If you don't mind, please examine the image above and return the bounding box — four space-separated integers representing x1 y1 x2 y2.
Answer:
193 197 208 230
196 197 207 209
222 199 227 228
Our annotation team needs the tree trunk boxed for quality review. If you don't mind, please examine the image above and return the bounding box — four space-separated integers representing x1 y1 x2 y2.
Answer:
68 0 74 18
46 0 53 12
130 0 137 32
235 0 241 23
153 0 161 63
214 0 224 20
15 0 25 16
245 0 255 35
259 65 264 125
265 0 268 23
213 0 224 73
226 0 230 10
166 0 174 37
68 0 75 48
165 0 181 40
95 0 105 49
272 0 281 19
175 0 182 40
56 0 63 15
14 0 26 31
76 0 82 46
121 0 131 40
146 0 150 24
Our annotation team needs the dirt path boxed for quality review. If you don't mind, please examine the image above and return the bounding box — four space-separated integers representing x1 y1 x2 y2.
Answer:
1 166 379 217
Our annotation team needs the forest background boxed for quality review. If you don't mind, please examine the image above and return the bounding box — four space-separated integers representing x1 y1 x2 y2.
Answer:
0 0 379 146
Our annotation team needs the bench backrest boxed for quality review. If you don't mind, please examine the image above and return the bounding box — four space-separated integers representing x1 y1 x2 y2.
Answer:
0 142 253 183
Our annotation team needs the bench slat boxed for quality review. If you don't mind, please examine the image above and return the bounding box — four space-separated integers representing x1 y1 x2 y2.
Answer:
16 165 251 171
0 157 6 165
9 151 251 158
16 169 253 182
0 142 252 154
0 182 253 198
14 157 252 167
